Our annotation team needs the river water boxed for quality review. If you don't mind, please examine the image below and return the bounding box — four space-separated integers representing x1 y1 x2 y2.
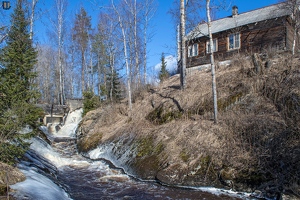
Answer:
10 109 254 200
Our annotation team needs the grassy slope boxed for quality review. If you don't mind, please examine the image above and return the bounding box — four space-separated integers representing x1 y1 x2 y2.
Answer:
78 54 300 197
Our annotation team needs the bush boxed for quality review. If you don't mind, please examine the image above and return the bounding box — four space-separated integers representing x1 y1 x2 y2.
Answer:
83 91 100 116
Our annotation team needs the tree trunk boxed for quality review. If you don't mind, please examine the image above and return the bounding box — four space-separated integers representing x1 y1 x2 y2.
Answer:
81 49 86 93
110 54 114 101
206 0 218 124
143 26 147 84
180 0 186 90
29 0 38 40
112 0 132 111
134 0 140 87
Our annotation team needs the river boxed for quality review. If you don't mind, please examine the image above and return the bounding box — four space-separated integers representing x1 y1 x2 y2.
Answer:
10 109 254 200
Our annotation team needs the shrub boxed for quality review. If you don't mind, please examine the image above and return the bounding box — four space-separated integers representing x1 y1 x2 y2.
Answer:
82 91 100 116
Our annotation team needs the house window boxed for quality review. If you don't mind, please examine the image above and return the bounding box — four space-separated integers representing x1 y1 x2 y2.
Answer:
188 43 198 57
206 39 218 53
228 33 240 50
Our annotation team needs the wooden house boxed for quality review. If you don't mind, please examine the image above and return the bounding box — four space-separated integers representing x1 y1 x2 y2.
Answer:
185 3 297 68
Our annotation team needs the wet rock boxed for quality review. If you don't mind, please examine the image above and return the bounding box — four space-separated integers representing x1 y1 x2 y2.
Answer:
0 162 25 196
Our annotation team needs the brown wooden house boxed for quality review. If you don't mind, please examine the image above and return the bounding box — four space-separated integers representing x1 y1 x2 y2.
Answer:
185 3 297 68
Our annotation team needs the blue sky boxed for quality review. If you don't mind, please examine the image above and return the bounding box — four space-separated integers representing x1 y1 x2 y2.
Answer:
1 0 281 73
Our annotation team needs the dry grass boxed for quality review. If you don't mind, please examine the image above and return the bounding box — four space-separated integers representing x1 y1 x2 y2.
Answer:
81 53 300 195
0 162 25 198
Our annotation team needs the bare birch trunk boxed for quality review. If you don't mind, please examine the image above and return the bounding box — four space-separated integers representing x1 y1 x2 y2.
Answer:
112 0 132 111
90 44 94 93
134 0 140 86
142 0 155 84
180 0 186 90
81 49 86 93
177 24 181 63
29 0 38 40
57 1 64 105
88 39 93 92
49 0 68 104
292 4 297 55
206 0 218 124
97 53 102 96
143 25 147 84
70 45 75 98
110 54 114 101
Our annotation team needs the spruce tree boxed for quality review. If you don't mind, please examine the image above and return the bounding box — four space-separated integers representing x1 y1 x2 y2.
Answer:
159 52 169 82
107 69 122 102
0 0 42 164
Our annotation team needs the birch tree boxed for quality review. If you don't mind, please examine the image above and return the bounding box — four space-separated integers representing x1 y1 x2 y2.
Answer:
122 0 141 90
67 43 77 98
36 45 56 103
132 0 140 86
141 0 156 84
112 0 132 111
48 0 68 105
180 0 186 90
93 17 107 97
95 12 121 100
29 0 38 40
206 0 218 123
87 34 94 91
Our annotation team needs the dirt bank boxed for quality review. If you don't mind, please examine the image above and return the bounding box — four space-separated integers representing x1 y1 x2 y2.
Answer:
78 54 300 199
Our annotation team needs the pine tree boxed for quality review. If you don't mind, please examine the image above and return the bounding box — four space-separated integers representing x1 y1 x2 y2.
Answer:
159 52 169 82
72 7 92 94
0 0 42 164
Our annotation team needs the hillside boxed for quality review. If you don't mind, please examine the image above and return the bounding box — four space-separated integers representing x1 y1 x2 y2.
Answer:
78 54 300 199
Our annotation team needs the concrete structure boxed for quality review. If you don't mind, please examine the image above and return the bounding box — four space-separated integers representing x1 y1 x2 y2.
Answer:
37 99 83 126
66 99 83 112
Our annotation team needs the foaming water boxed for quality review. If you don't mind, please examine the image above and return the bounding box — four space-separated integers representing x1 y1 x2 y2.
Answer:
10 164 71 200
11 108 254 200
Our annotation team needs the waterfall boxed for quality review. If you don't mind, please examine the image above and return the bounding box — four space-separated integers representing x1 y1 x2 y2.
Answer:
10 108 252 200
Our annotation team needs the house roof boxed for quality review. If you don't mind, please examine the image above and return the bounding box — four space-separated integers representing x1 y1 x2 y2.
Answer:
187 3 291 39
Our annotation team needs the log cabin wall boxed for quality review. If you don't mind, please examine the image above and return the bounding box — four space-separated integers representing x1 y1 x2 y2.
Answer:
187 16 293 68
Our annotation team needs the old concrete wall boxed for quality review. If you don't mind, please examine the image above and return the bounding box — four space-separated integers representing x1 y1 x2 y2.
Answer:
65 99 83 112
36 104 69 116
37 99 82 125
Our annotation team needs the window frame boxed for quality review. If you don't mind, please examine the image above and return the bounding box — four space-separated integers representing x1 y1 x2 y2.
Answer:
206 38 218 54
188 43 198 57
228 32 241 50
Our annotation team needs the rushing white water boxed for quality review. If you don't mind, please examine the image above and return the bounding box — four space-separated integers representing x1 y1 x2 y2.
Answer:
10 108 254 200
10 109 85 199
88 146 253 200
10 165 71 200
53 108 82 138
